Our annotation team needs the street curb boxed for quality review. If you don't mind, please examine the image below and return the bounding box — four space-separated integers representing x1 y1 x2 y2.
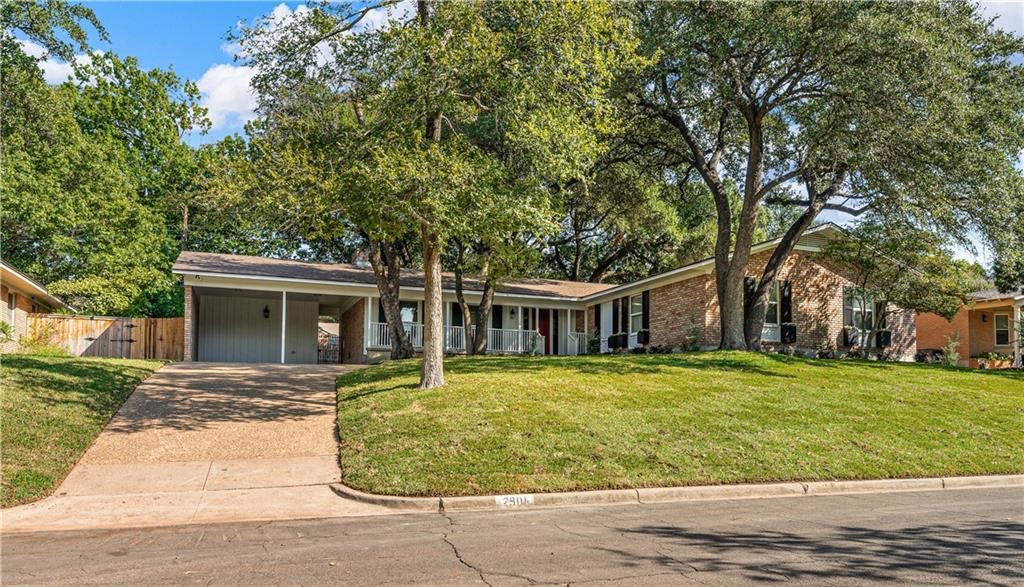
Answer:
332 474 1024 513
329 483 441 512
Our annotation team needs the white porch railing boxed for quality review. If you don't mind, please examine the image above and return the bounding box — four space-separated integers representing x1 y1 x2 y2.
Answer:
567 332 589 356
369 322 424 350
368 322 544 355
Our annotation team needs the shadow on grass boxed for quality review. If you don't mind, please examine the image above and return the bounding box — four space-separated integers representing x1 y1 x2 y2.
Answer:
337 352 820 397
338 351 1024 402
3 355 159 418
602 521 1023 584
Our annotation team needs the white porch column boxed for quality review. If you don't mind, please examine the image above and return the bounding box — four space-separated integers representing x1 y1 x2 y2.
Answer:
280 290 287 364
363 296 372 359
1014 302 1022 369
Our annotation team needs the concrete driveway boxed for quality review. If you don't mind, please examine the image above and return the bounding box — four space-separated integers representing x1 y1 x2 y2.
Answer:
3 362 393 532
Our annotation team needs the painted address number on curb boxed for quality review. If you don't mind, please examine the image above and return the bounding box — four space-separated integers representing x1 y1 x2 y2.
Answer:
495 494 535 508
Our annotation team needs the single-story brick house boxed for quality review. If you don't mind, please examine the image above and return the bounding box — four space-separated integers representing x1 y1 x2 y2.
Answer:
0 260 70 351
917 291 1023 368
172 223 917 364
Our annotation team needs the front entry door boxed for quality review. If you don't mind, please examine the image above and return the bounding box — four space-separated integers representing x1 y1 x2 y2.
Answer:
538 309 551 355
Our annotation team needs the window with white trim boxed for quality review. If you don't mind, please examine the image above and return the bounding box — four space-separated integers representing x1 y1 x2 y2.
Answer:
765 283 780 325
7 293 14 323
629 295 643 333
843 289 879 331
994 313 1010 346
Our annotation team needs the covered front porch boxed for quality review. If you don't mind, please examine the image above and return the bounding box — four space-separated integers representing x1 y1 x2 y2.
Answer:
918 293 1022 369
963 298 1022 369
366 301 589 358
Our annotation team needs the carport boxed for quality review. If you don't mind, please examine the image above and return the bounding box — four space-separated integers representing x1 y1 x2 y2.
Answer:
174 252 382 365
189 287 359 364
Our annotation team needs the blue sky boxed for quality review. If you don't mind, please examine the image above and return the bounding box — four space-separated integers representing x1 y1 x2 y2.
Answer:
25 1 1024 264
82 2 306 144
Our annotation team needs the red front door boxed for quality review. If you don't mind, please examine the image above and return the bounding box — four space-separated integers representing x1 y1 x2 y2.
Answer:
538 309 551 355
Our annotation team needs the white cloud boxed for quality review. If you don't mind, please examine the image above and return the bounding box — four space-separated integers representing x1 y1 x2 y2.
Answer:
356 0 415 32
195 1 413 133
16 39 95 85
980 1 1023 35
196 63 258 130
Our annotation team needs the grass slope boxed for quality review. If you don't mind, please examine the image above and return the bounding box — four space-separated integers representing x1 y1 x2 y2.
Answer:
1 355 163 507
336 352 1024 496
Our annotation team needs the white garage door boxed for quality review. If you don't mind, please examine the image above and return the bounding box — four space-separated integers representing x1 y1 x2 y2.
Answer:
197 291 318 363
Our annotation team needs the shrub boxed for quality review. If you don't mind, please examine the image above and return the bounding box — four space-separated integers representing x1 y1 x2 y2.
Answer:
684 324 702 351
941 332 961 367
0 321 13 343
19 322 68 357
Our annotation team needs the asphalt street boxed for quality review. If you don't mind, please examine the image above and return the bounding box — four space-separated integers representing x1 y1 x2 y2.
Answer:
3 487 1022 585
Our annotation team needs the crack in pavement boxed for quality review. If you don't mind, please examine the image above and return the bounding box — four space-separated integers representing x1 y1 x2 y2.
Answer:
442 514 492 586
441 513 539 586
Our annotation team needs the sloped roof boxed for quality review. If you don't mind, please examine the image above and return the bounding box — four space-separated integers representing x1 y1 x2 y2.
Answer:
0 260 71 310
173 251 617 300
970 289 1024 302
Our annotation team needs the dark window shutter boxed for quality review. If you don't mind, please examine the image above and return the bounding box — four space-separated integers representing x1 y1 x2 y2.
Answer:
552 310 559 355
641 290 650 330
491 305 503 329
780 281 792 323
593 305 601 333
610 300 619 334
743 277 757 321
451 302 463 327
620 297 629 333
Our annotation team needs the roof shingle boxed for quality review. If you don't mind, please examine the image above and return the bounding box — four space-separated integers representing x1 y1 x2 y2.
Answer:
173 251 617 300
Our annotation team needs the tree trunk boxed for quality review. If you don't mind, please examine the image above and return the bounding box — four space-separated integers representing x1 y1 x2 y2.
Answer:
367 239 414 359
417 0 445 389
472 279 494 355
419 224 445 389
453 245 475 355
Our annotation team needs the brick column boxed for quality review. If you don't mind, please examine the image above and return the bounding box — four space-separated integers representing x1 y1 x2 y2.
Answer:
183 285 194 361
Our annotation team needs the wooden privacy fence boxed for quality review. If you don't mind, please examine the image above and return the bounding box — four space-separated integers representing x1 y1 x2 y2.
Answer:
28 314 184 360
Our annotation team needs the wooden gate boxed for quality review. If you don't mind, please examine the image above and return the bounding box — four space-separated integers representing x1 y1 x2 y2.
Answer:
27 314 184 360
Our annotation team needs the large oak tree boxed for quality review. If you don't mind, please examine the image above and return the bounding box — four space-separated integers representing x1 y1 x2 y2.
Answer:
627 0 1024 350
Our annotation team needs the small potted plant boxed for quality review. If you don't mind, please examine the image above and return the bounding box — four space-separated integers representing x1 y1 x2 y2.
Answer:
874 329 892 348
636 329 650 345
780 323 797 344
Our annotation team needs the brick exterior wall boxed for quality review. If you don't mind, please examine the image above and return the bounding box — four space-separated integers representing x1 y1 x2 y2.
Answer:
917 308 968 353
918 305 1016 366
640 250 917 360
340 298 366 364
649 273 715 348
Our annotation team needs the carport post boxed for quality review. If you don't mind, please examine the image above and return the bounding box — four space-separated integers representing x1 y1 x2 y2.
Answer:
280 290 287 364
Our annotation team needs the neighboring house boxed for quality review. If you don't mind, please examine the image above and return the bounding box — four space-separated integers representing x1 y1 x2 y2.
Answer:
172 224 917 364
0 260 70 350
917 291 1023 368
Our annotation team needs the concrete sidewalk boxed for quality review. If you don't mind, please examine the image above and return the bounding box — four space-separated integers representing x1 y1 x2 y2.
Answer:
2 468 393 533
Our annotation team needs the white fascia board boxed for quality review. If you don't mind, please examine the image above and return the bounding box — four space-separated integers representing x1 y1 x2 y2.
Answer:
177 272 589 309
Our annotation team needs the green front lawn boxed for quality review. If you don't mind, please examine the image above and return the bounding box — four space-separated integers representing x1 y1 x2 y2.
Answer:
336 352 1024 496
1 355 163 507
